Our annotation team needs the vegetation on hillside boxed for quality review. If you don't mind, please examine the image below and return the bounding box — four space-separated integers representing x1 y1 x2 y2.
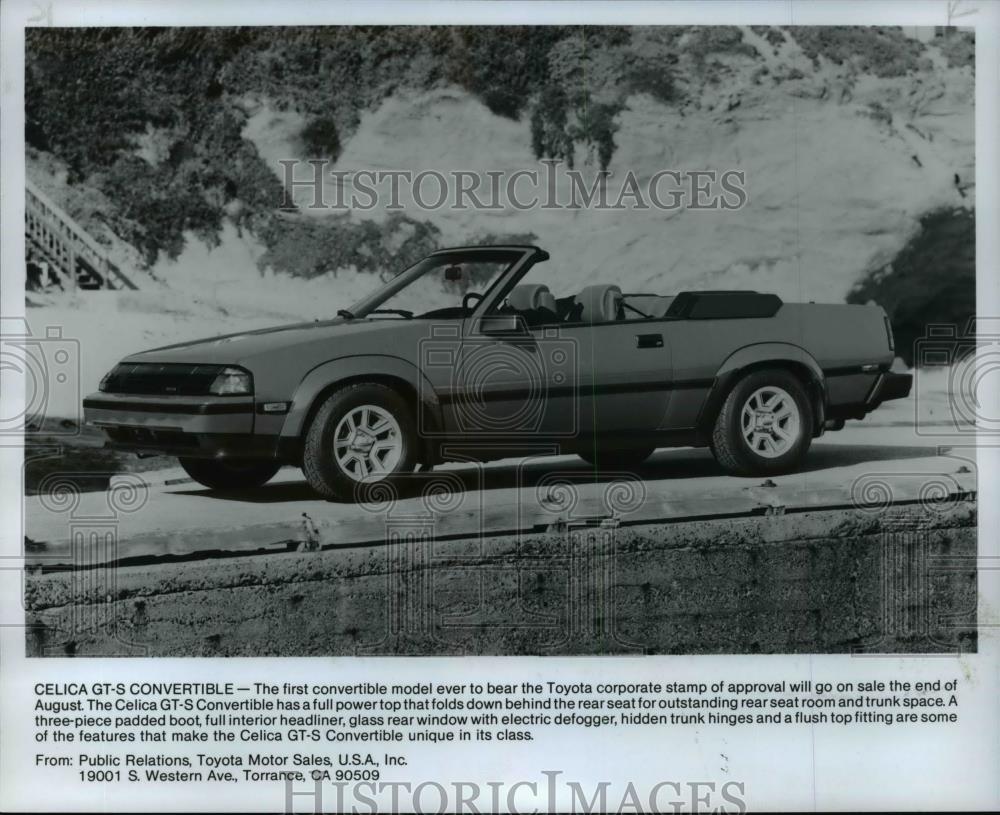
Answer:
847 207 975 366
26 26 594 268
26 24 966 289
937 29 975 72
790 26 931 77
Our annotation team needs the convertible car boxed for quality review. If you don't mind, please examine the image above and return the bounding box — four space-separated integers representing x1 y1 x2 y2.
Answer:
83 245 911 499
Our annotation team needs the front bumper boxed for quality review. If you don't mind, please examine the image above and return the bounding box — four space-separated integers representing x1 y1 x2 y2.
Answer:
82 393 279 459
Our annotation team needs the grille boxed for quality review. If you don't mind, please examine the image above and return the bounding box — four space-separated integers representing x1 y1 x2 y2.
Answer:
105 426 200 449
102 363 224 396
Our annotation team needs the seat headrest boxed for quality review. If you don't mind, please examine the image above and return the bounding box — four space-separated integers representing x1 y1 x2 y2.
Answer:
506 283 552 312
575 284 623 324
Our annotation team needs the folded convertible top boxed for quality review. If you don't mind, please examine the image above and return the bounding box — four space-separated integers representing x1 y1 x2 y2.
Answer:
666 291 783 320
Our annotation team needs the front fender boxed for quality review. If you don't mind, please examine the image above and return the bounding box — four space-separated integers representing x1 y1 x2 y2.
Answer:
276 354 444 440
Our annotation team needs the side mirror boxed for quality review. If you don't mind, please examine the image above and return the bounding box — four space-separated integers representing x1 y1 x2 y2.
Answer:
479 314 526 335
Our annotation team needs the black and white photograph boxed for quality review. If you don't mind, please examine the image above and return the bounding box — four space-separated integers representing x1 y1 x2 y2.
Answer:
1 1 997 812
20 20 978 657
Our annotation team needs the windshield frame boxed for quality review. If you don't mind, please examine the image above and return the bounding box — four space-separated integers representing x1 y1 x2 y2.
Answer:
346 247 544 319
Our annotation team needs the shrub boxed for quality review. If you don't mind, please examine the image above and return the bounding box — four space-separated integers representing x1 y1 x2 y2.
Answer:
530 85 575 166
762 27 787 48
256 213 442 278
789 26 926 77
446 26 570 119
577 103 619 171
300 116 341 160
937 29 974 72
847 207 974 366
255 215 543 279
685 26 759 64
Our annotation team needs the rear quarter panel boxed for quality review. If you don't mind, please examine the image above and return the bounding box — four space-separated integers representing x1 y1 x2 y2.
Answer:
658 303 892 428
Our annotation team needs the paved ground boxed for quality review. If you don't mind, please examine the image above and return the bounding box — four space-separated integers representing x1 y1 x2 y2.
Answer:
24 415 977 568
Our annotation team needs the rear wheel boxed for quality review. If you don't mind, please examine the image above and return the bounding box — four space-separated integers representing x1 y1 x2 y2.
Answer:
710 369 813 476
178 457 281 490
302 383 417 500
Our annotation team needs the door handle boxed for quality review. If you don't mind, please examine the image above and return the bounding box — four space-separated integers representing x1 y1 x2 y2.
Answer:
635 333 663 349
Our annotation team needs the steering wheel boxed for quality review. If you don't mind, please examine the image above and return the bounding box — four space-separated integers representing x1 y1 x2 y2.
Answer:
462 291 484 312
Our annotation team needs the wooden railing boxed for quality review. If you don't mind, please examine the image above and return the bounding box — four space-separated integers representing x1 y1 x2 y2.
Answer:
25 179 137 291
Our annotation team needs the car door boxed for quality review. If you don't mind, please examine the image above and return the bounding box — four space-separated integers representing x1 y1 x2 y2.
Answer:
448 317 580 441
566 321 674 438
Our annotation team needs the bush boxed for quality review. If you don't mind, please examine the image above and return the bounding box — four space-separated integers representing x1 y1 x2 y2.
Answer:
789 26 926 77
256 213 441 278
446 26 570 119
685 26 759 64
578 103 619 171
847 207 975 366
300 116 341 160
530 85 575 166
937 29 974 72
256 216 543 279
754 27 787 48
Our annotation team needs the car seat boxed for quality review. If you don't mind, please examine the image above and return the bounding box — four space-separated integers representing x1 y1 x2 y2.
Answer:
506 283 557 315
574 284 623 324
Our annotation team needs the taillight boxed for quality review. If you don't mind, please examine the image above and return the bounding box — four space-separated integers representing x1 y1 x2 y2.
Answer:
883 314 894 352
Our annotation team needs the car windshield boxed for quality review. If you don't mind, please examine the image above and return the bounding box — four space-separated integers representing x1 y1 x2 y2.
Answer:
347 252 519 319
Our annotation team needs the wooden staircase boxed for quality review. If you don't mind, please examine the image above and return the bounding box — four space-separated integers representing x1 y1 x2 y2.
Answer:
25 179 138 291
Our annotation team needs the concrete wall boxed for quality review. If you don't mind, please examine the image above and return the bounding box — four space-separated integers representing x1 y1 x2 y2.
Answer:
24 504 977 657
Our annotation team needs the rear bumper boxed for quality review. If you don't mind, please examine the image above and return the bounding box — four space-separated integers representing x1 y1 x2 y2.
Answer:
867 371 913 406
82 393 280 459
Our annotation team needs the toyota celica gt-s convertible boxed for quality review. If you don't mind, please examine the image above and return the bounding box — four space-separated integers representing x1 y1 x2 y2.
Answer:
84 245 911 500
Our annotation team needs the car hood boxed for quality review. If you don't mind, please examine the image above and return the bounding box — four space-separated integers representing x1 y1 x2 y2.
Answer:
124 318 414 365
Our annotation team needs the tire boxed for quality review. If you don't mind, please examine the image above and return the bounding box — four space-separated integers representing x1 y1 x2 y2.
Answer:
302 383 417 500
710 368 813 476
578 444 655 468
178 457 281 490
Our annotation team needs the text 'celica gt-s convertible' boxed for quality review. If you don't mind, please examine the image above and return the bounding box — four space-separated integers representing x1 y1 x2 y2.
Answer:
84 245 912 500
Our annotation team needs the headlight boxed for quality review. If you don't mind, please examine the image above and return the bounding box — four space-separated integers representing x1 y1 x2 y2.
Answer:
208 367 252 395
98 366 117 392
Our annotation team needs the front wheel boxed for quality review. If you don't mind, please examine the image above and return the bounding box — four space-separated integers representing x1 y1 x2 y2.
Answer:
178 457 281 490
710 369 813 476
302 383 417 500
